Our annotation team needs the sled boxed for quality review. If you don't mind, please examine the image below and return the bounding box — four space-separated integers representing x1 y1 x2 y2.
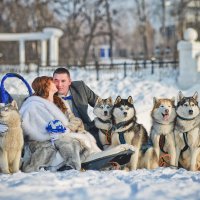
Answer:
81 145 135 170
81 149 134 170
43 146 134 172
0 72 32 106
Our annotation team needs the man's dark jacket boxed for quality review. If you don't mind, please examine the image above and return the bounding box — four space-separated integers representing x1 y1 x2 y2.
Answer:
69 81 98 131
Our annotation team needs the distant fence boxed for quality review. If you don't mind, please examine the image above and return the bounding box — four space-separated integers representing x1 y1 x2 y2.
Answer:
0 59 179 80
93 60 178 80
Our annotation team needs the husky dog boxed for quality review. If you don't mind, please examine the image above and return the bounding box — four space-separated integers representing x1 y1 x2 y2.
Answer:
150 97 176 166
111 96 158 170
0 101 24 173
175 91 200 171
93 97 113 150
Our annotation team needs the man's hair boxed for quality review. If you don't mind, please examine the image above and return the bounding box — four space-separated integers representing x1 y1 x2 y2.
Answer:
53 67 70 77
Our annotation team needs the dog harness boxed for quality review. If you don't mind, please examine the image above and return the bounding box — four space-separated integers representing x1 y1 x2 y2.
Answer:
113 117 135 144
176 116 196 156
118 132 126 144
153 120 174 154
113 117 135 130
96 118 112 145
141 140 153 153
100 129 112 144
159 135 168 154
176 115 195 121
180 132 189 156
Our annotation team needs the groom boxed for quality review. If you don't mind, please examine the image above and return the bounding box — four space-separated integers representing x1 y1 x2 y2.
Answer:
53 67 102 149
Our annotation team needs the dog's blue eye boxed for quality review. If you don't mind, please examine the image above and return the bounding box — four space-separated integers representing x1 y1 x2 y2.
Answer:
160 105 164 108
184 104 188 107
120 107 123 111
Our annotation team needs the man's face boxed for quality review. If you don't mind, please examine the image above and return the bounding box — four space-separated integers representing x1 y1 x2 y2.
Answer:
53 73 72 96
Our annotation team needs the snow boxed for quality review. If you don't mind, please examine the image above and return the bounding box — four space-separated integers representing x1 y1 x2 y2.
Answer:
1 168 200 200
1 68 200 200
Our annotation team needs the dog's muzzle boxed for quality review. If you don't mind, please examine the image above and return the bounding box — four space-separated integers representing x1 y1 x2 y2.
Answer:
123 112 127 117
189 110 193 115
104 111 108 116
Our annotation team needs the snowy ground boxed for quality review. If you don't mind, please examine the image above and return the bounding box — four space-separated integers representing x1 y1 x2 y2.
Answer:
1 68 200 200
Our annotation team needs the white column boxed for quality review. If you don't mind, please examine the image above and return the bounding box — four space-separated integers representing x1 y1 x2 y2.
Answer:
177 28 200 89
49 36 55 66
49 36 59 66
43 28 63 66
54 37 59 65
196 53 200 72
19 39 25 71
41 40 47 66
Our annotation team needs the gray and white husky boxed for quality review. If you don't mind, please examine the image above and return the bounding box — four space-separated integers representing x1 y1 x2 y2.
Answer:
111 96 158 170
150 97 176 167
175 91 200 171
93 97 113 150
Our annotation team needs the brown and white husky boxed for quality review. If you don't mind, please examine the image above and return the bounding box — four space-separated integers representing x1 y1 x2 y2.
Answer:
150 97 176 167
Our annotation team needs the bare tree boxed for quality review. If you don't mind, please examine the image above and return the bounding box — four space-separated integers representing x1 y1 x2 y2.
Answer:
105 0 114 64
53 0 117 65
173 0 193 39
134 0 149 59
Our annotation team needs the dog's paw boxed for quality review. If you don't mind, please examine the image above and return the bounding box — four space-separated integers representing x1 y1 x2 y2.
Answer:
118 144 135 151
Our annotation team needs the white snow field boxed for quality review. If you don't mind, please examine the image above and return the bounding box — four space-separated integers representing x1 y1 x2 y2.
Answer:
0 67 200 200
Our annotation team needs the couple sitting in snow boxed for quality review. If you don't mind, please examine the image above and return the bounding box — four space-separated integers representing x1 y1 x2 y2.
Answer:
20 68 131 172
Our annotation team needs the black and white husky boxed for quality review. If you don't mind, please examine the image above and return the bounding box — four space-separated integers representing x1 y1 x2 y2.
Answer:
93 97 113 150
111 96 158 170
175 91 200 171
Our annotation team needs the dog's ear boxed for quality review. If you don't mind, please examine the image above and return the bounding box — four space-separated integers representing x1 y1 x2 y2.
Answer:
178 91 184 102
0 103 5 108
171 97 175 106
153 97 158 105
11 100 18 110
114 96 121 105
127 96 133 104
95 97 102 105
107 96 113 105
193 91 198 101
